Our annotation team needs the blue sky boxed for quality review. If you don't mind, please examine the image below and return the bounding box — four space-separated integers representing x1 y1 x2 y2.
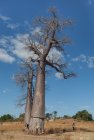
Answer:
0 0 94 118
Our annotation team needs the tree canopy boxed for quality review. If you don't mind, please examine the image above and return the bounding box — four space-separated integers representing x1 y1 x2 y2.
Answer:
73 110 93 121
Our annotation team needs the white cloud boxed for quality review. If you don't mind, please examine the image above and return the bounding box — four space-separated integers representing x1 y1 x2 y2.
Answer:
0 37 8 47
55 72 64 79
0 33 39 62
32 27 42 35
0 30 64 65
0 14 10 21
47 48 63 63
11 34 38 60
72 54 94 68
0 14 20 30
72 54 86 62
6 23 19 29
0 48 15 63
87 56 94 68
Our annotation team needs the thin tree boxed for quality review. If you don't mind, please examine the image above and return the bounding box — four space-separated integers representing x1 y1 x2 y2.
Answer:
23 8 75 134
14 60 34 130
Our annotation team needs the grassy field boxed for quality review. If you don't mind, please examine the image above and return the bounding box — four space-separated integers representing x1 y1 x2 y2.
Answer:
0 119 94 140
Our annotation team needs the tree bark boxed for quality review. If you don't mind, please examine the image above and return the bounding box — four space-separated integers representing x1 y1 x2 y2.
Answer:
29 61 45 134
24 72 33 131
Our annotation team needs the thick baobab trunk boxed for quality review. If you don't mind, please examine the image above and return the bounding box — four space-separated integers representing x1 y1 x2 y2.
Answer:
24 72 33 130
29 61 45 134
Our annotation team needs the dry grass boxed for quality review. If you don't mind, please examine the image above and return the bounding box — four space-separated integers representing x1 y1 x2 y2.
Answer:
45 119 94 133
0 119 94 140
0 122 23 131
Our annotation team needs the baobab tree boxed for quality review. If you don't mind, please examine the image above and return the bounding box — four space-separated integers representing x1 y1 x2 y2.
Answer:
25 8 75 134
14 60 34 131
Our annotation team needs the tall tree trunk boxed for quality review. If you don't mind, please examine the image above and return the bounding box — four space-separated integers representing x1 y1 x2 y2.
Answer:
24 72 33 130
29 61 45 135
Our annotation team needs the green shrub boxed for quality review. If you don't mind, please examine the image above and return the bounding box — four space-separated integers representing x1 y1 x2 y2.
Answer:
73 110 93 121
0 114 14 122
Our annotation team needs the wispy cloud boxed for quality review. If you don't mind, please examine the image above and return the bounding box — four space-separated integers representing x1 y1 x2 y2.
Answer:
88 0 94 5
32 27 42 35
72 54 94 68
0 36 12 47
6 23 20 30
0 48 15 64
0 14 10 21
0 14 20 30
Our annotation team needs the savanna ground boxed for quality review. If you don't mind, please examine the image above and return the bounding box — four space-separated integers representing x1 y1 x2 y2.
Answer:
0 119 94 140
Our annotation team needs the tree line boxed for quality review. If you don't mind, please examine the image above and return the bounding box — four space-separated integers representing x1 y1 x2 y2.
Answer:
0 110 93 122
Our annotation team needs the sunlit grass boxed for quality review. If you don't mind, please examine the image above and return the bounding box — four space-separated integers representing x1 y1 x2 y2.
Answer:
0 119 94 140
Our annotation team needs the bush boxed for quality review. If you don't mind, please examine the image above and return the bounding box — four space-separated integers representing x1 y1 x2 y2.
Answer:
63 115 72 119
0 114 14 122
73 110 93 121
15 113 25 121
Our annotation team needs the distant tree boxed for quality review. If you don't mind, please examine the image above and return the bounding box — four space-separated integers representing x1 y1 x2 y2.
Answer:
73 110 93 121
53 111 57 119
49 113 53 120
45 113 50 120
18 113 25 121
63 115 72 119
0 114 14 122
45 113 53 120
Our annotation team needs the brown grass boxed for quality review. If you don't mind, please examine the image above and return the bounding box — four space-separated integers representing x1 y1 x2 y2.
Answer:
0 119 94 140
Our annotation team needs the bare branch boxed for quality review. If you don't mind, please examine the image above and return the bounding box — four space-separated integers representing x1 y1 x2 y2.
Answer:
46 59 65 74
26 38 42 57
64 72 76 79
34 17 48 25
27 45 41 57
14 73 27 87
46 59 75 79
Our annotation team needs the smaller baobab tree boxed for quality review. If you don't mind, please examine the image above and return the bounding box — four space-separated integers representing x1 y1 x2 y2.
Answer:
24 8 75 134
14 59 34 131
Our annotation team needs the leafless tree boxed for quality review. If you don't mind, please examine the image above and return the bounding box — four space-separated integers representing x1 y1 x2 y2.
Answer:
14 59 34 131
25 8 75 134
